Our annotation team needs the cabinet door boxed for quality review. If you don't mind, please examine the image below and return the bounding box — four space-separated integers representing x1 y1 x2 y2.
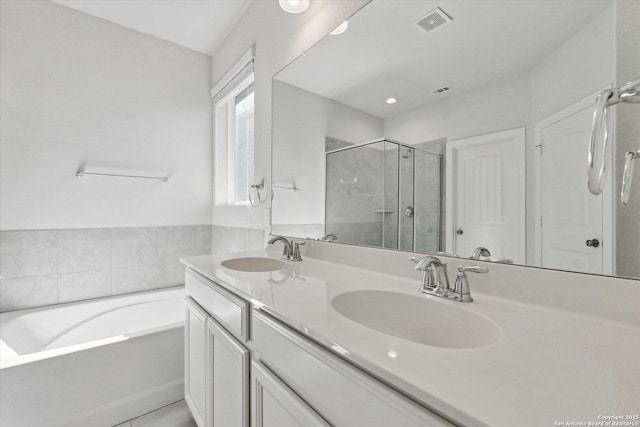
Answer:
251 361 329 427
207 317 250 427
185 297 208 427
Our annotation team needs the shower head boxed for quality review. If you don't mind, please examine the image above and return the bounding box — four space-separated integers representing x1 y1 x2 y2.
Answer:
402 150 412 159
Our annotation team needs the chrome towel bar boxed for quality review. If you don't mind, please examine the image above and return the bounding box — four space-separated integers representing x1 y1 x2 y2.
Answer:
622 149 640 205
271 183 299 191
76 170 168 182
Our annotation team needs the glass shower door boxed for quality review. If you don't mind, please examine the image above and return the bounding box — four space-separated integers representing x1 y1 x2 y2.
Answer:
413 148 442 253
398 147 415 251
325 141 389 247
325 140 440 251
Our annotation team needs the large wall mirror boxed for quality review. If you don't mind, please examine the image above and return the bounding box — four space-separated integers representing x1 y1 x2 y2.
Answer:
272 0 640 281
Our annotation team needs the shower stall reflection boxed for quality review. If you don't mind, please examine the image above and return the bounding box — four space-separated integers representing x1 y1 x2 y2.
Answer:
325 139 442 252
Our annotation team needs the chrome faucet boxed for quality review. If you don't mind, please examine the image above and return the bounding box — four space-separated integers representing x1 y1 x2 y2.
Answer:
268 236 293 259
267 236 305 262
413 256 450 297
469 246 513 263
470 247 491 260
411 256 488 302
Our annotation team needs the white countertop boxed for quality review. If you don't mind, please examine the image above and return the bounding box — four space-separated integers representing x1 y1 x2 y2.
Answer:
181 250 640 427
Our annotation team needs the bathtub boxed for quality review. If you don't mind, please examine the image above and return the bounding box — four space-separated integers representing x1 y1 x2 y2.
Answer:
0 287 185 427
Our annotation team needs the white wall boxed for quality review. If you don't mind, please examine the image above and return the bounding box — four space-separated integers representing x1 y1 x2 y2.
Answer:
272 81 383 227
210 0 370 231
384 73 531 145
384 4 614 144
530 5 615 123
383 5 615 263
614 0 640 278
0 0 212 230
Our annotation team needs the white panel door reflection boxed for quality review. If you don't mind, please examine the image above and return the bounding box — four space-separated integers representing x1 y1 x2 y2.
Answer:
446 128 526 263
540 101 608 275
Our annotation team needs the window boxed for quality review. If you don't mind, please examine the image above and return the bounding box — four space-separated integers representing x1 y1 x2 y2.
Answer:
213 49 255 206
232 84 254 204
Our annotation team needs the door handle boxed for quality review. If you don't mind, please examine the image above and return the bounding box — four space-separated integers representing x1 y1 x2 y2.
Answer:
585 239 600 248
405 206 414 217
456 229 464 235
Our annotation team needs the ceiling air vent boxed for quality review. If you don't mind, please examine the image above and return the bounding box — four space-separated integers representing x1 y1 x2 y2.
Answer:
416 7 452 33
431 86 452 95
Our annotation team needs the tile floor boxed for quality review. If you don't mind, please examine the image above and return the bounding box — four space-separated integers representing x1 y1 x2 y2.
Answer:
114 400 196 427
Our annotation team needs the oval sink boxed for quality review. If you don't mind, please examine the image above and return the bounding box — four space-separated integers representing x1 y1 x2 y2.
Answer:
331 290 500 349
221 257 288 272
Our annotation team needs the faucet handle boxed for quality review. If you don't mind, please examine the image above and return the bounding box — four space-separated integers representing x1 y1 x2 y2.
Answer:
458 265 489 273
292 241 306 262
451 264 488 302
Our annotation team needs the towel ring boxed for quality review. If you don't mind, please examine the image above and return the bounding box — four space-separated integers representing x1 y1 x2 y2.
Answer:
249 182 265 207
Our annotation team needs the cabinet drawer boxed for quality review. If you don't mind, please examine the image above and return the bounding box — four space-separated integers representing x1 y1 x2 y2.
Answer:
186 270 249 342
252 310 453 427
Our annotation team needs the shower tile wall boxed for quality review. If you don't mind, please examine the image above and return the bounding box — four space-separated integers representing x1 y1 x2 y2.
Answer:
326 143 387 247
0 225 212 312
325 137 354 152
383 147 399 249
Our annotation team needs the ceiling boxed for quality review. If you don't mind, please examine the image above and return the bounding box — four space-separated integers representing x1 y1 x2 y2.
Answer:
275 0 611 119
52 0 253 55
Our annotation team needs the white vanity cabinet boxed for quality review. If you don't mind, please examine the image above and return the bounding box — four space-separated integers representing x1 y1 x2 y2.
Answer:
185 271 250 427
185 267 452 427
251 311 454 427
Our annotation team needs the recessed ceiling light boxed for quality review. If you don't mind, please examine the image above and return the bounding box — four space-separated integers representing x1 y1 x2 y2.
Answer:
279 0 309 14
330 21 349 35
386 97 397 104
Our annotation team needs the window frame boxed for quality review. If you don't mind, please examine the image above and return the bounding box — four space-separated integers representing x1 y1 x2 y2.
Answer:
212 50 255 208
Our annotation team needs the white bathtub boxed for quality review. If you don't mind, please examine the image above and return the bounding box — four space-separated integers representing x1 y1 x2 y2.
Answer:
0 287 185 427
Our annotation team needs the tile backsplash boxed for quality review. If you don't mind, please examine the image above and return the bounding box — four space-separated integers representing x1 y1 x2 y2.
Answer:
211 225 265 254
0 225 212 312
